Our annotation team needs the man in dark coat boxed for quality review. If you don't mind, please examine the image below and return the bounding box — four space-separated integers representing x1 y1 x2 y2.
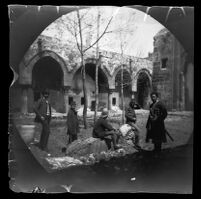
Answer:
146 91 168 152
67 101 79 144
34 90 52 152
125 99 141 150
93 108 121 150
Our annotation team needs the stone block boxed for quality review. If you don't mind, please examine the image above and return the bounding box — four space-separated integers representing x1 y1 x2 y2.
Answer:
66 137 108 158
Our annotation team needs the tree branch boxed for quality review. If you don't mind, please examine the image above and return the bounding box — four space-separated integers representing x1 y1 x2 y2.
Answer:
83 9 117 53
77 9 84 56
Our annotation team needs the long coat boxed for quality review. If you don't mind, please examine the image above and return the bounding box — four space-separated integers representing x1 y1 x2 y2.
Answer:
125 106 137 124
33 97 52 150
67 108 79 135
34 97 52 123
93 117 114 138
146 100 167 143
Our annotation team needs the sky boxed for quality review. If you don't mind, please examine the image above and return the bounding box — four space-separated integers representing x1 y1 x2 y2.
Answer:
42 6 164 58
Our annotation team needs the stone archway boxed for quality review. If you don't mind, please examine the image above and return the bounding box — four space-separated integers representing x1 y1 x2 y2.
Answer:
32 56 65 112
71 62 109 110
136 70 152 109
19 50 68 85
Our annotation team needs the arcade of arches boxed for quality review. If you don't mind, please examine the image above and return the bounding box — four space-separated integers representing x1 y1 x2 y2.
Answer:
14 55 152 114
10 27 192 114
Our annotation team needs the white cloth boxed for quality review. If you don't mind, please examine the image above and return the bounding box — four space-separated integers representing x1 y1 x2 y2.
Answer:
119 124 132 137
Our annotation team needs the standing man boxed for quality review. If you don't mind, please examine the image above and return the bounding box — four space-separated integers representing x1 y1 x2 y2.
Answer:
67 101 79 144
146 91 168 153
125 99 141 150
93 108 121 150
34 90 52 152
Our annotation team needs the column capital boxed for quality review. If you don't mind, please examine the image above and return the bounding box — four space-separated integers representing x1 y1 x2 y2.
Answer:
62 86 71 92
108 88 116 93
20 84 31 89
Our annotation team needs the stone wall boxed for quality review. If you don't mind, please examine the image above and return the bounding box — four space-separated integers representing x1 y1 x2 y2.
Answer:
20 34 153 87
152 28 187 111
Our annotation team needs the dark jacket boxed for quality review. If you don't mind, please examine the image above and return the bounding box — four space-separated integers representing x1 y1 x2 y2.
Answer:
93 117 114 138
34 97 52 123
67 108 79 135
125 106 136 124
146 100 167 143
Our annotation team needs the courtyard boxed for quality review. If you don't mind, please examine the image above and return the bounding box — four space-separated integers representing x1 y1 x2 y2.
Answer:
11 109 193 193
9 5 194 193
14 110 193 170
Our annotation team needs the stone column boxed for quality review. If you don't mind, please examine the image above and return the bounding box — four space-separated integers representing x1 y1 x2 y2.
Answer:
131 91 135 99
108 89 115 110
21 84 30 114
180 72 185 110
131 76 138 102
63 86 71 114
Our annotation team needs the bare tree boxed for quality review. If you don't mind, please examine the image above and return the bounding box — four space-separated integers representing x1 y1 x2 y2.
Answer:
43 7 138 127
94 8 101 123
113 11 137 124
62 7 119 128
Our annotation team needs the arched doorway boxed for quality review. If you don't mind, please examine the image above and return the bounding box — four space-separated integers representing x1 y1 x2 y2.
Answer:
71 63 109 110
115 68 132 109
32 56 65 112
137 72 151 109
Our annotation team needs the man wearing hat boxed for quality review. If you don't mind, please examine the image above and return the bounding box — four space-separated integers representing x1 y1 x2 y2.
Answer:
67 101 80 144
34 89 52 152
93 108 121 150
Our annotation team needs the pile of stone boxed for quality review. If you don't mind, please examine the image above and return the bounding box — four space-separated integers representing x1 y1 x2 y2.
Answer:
78 148 127 165
46 148 129 170
65 137 108 158
45 136 137 170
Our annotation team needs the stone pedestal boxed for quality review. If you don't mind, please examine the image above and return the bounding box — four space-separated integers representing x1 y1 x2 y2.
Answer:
63 86 71 114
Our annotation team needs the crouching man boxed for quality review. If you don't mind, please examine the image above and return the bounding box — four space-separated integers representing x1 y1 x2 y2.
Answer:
93 108 121 150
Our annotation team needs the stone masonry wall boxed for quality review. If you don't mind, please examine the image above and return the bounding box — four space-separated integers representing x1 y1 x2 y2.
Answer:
152 28 186 111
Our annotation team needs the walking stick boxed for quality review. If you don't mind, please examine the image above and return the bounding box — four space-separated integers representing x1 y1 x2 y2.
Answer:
165 129 174 142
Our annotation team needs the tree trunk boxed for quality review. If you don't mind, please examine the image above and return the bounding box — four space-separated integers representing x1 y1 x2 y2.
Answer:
94 59 99 123
77 9 87 129
121 65 125 124
81 56 88 129
94 10 100 123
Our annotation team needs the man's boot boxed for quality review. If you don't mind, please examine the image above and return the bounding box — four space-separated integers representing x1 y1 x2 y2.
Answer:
133 135 141 150
112 134 121 150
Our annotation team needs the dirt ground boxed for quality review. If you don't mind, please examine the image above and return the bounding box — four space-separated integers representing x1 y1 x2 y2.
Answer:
29 111 193 157
11 111 194 193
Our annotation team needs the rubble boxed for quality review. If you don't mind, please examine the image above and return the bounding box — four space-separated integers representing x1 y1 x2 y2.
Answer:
46 156 83 170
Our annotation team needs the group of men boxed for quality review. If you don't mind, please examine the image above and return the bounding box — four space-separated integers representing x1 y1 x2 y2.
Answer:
33 90 168 154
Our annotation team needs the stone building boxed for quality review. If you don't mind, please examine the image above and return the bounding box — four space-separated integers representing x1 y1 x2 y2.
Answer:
152 28 193 111
9 34 153 114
